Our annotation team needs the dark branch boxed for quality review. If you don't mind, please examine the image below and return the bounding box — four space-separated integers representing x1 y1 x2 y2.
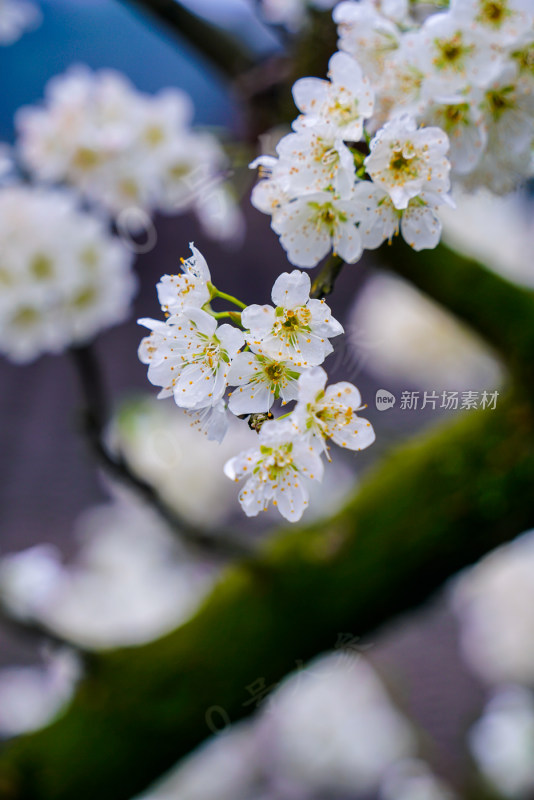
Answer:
117 0 259 79
69 345 254 560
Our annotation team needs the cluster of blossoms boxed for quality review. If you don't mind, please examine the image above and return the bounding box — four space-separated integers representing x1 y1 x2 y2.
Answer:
0 0 40 45
251 0 534 267
0 185 135 363
139 245 375 522
16 66 239 239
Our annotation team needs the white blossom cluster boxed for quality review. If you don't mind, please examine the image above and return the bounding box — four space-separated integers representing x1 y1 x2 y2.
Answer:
0 0 41 46
0 185 136 363
139 244 375 522
251 0 534 267
16 66 239 239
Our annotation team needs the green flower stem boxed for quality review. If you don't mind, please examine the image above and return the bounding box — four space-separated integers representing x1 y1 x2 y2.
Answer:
211 288 247 310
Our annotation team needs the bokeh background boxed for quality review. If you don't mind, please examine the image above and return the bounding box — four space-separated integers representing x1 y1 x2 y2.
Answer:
0 2 533 799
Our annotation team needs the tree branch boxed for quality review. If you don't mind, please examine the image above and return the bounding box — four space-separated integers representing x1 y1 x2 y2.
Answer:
117 0 259 79
1 376 534 798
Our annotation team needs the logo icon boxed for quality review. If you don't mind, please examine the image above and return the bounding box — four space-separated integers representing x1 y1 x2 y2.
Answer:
375 389 396 411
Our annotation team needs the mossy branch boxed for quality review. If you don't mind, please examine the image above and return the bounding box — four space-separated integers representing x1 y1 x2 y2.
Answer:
1 375 534 799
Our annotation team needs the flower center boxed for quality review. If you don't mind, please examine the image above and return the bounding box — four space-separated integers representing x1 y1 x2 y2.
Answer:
441 103 470 129
485 86 515 120
434 34 473 72
388 148 419 182
478 0 509 26
258 443 294 480
264 362 285 383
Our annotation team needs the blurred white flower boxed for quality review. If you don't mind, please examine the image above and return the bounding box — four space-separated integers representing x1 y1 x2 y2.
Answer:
0 185 135 363
16 66 240 241
469 685 534 798
112 397 259 527
0 544 64 621
0 0 41 45
137 722 260 800
451 529 534 686
0 648 80 738
350 272 502 392
440 187 534 288
380 759 457 800
0 500 219 649
258 654 415 796
137 654 416 800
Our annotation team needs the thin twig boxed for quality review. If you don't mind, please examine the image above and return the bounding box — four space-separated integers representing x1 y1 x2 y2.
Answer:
69 345 254 560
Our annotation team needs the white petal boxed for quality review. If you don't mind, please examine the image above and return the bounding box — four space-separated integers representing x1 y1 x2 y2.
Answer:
241 304 275 333
334 219 363 264
217 323 245 357
271 270 311 308
227 351 261 385
228 381 273 415
297 366 327 403
330 415 376 451
275 473 309 522
400 203 442 251
292 77 329 116
324 381 362 410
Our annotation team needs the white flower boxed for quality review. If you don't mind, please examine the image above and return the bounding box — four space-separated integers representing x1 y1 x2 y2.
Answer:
469 686 534 798
0 0 41 45
0 649 80 738
451 529 534 685
16 66 231 237
261 655 415 794
350 271 502 392
334 0 403 82
353 181 448 251
449 0 533 46
293 366 375 456
113 398 259 526
138 308 244 409
417 11 504 96
227 352 303 415
0 500 219 649
292 51 374 141
224 419 323 521
0 185 135 363
364 116 451 209
421 95 487 175
380 759 458 800
243 270 343 366
156 242 211 316
275 124 356 197
439 186 534 288
271 190 363 267
186 399 230 444
0 545 64 622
